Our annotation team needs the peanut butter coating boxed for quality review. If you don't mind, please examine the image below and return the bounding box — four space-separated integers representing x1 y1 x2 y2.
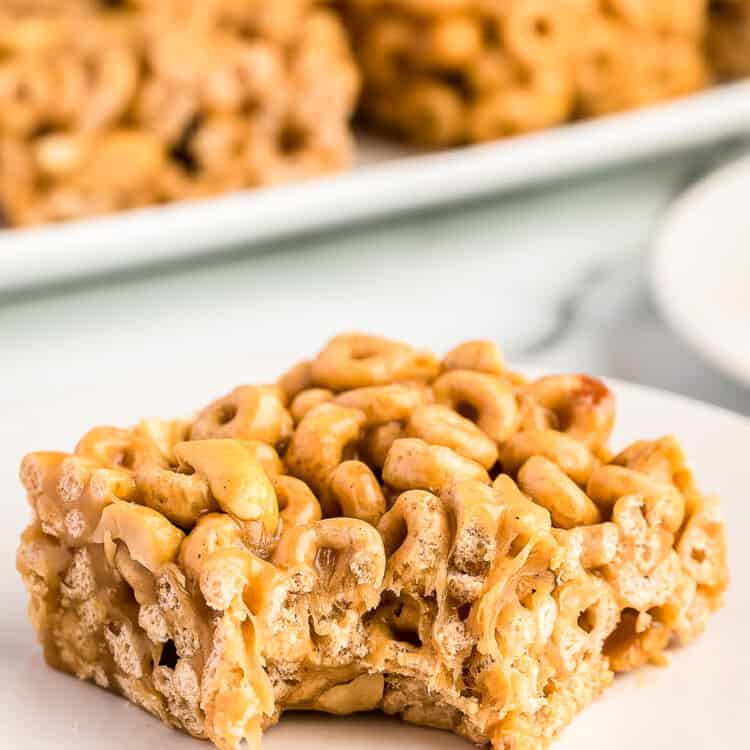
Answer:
17 334 729 750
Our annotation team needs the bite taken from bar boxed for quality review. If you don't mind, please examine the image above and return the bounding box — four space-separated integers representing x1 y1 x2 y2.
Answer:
17 334 728 750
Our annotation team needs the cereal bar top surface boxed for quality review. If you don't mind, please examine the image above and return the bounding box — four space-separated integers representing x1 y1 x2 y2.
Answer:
17 334 729 750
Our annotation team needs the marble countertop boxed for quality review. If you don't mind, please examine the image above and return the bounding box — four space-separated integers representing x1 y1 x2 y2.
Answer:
2 141 750 421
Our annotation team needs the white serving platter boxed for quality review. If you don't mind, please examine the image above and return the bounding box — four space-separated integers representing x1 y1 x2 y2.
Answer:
0 354 747 750
1 80 750 292
652 150 750 389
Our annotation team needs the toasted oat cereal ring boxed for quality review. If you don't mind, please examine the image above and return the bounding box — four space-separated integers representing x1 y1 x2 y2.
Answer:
604 494 681 614
178 513 245 583
442 339 506 376
442 480 504 576
398 79 466 147
190 385 293 447
421 13 483 68
580 522 620 569
310 333 439 391
472 533 558 670
284 402 366 512
133 419 191 467
240 440 285 479
199 546 282 614
335 384 426 426
1 56 55 137
587 464 684 533
359 14 414 87
676 495 728 592
378 489 451 596
274 516 383 572
21 451 134 545
277 359 313 404
433 370 518 443
110 542 156 612
492 474 553 545
502 0 577 67
467 64 574 141
19 451 76 504
524 374 615 451
175 440 279 534
611 436 689 488
610 493 675 566
518 456 601 528
383 437 489 494
135 463 215 529
557 522 620 570
92 500 185 574
273 517 386 608
407 404 498 469
290 388 334 424
516 391 556 431
272 475 322 532
465 48 518 95
76 426 164 470
498 429 594 485
556 573 619 650
328 460 386 526
360 421 405 470
652 37 709 100
77 46 140 133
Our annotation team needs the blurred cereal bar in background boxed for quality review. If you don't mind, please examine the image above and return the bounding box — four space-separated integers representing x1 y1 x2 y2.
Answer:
709 0 750 79
0 1 360 226
341 0 710 146
2 1 749 228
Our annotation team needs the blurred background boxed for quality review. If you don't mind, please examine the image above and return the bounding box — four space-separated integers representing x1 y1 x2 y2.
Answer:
2 0 750 418
3 141 750 415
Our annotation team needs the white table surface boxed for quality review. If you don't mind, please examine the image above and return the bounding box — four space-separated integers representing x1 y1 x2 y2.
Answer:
3 143 750 420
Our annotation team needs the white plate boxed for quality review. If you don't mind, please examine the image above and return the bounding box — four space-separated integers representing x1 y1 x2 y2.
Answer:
2 81 750 292
652 150 750 387
0 359 747 749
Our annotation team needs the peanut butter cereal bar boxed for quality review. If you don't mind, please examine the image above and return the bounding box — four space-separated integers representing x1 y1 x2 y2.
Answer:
17 334 728 750
341 0 710 146
0 1 359 226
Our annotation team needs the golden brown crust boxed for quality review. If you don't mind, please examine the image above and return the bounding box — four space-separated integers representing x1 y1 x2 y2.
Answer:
17 334 729 750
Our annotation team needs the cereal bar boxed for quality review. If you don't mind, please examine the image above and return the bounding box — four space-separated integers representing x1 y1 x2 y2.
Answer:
0 1 359 225
17 334 728 750
341 0 710 146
